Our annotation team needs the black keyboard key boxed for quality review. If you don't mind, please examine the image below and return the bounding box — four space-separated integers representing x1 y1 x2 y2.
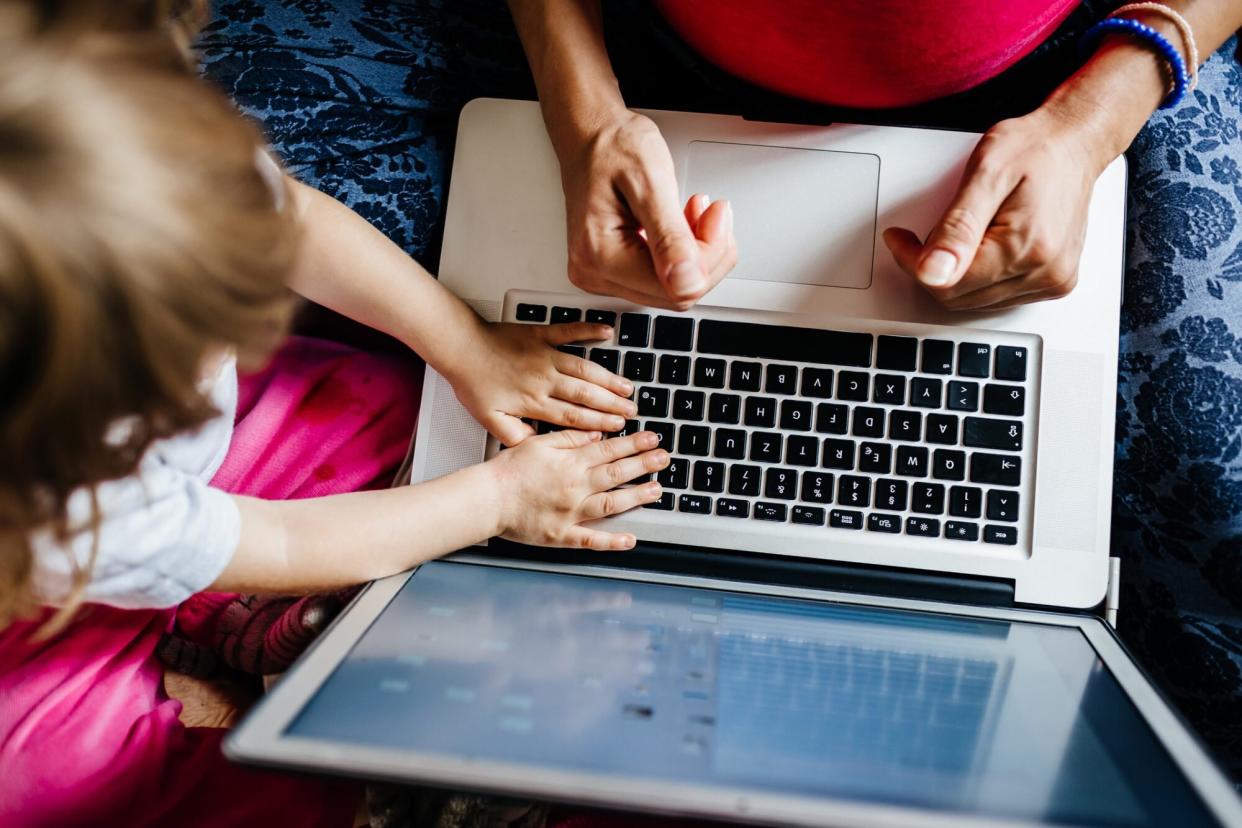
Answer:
964 417 1023 451
653 316 694 351
678 425 710 456
837 371 870 401
618 313 650 347
744 397 777 428
995 346 1028 381
947 381 980 412
589 348 619 373
729 361 762 391
646 420 675 450
729 464 762 496
945 521 980 541
749 431 783 463
552 306 582 324
558 344 587 358
921 339 954 374
984 525 1018 545
637 387 669 417
679 494 712 514
912 482 946 514
926 413 960 444
888 410 922 442
536 421 564 435
754 502 787 522
786 435 820 467
986 490 1019 522
868 513 902 534
716 498 749 518
623 351 654 382
658 354 691 385
516 303 547 322
958 343 991 377
859 442 892 474
896 445 929 478
644 491 674 510
815 403 849 434
765 364 798 395
713 428 747 460
657 457 688 489
780 400 814 431
873 374 906 405
800 472 834 503
822 439 856 470
830 509 864 530
692 460 725 493
672 390 705 421
933 449 966 481
614 419 641 438
949 486 983 518
983 384 1025 417
693 358 727 388
838 475 871 507
764 467 798 500
801 368 833 399
697 320 872 367
708 393 741 424
906 517 941 537
852 407 885 438
970 453 1021 486
793 505 826 526
875 479 908 511
585 309 617 327
911 378 943 408
876 335 918 371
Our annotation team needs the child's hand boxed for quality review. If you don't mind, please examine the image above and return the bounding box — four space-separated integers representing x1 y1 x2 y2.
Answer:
450 322 638 446
488 429 669 550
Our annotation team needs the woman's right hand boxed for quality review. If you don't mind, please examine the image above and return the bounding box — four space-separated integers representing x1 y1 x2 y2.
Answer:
487 428 669 550
557 109 737 311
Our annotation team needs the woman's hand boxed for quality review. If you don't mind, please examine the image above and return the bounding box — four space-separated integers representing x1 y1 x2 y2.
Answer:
488 429 669 550
559 110 737 310
447 320 637 446
883 102 1110 311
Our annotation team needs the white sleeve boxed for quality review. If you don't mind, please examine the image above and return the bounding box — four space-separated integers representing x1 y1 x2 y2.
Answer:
30 461 242 610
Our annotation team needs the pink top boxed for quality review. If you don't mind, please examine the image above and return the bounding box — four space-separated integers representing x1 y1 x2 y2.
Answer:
653 0 1080 109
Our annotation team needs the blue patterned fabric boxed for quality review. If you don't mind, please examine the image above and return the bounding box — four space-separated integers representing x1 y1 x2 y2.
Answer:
199 1 1242 784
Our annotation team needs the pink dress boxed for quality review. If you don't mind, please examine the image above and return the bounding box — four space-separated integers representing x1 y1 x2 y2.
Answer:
0 337 422 828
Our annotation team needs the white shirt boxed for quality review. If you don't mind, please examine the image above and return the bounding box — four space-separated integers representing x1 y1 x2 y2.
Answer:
30 356 242 609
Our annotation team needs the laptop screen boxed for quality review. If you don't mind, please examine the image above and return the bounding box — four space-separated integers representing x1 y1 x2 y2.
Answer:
286 561 1214 826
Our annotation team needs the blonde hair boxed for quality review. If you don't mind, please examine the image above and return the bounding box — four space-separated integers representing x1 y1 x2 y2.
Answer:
0 3 298 630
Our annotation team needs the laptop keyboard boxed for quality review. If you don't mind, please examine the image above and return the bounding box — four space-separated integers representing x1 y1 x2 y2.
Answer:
505 292 1035 552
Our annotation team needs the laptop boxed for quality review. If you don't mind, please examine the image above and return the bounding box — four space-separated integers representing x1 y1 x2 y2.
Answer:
227 99 1242 826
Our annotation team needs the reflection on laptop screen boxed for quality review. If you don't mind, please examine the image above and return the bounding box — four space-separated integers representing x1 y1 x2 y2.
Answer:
287 562 1213 827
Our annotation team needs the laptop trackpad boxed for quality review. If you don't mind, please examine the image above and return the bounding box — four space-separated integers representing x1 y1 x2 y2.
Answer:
684 140 880 290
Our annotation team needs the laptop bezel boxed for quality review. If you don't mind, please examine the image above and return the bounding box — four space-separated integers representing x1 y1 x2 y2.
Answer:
226 557 1242 827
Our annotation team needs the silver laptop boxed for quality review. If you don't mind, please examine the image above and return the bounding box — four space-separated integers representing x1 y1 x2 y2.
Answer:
227 99 1242 826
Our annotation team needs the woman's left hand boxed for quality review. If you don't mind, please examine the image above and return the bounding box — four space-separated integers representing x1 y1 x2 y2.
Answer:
883 102 1110 311
448 321 637 446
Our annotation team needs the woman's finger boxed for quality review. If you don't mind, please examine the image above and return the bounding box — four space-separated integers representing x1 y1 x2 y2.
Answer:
554 351 634 398
542 322 614 346
561 526 637 551
934 237 1018 304
538 399 627 433
588 431 661 465
589 448 670 491
582 481 664 519
552 376 636 418
487 413 535 448
543 428 601 449
683 193 710 233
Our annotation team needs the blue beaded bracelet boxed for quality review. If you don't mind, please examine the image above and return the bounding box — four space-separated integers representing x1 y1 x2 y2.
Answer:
1080 17 1191 109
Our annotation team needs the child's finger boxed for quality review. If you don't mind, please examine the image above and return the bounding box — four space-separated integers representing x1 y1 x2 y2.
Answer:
583 481 664 519
590 448 669 491
540 400 627 434
562 526 637 551
542 322 615 346
553 377 637 417
554 352 633 397
488 413 535 447
588 430 660 464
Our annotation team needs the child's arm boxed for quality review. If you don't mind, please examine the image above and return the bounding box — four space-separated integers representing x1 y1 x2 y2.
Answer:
209 429 667 594
281 178 637 444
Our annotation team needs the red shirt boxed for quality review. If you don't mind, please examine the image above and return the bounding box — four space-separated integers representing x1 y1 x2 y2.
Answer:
653 0 1079 109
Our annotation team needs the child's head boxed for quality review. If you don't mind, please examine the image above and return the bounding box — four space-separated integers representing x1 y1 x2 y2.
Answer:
0 6 298 624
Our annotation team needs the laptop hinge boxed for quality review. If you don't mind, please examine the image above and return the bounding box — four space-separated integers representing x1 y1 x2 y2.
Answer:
486 539 1015 608
1105 556 1122 628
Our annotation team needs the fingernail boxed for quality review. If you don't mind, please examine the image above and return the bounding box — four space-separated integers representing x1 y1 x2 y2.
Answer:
668 260 703 294
920 249 958 286
609 417 625 430
641 432 658 448
616 535 636 550
654 449 670 464
701 193 711 206
648 482 662 494
725 200 734 229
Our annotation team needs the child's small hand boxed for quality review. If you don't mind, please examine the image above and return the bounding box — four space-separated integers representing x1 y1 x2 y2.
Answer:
450 322 637 446
488 429 669 550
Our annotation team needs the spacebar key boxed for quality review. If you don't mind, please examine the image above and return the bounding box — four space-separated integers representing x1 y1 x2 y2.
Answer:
697 320 873 367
